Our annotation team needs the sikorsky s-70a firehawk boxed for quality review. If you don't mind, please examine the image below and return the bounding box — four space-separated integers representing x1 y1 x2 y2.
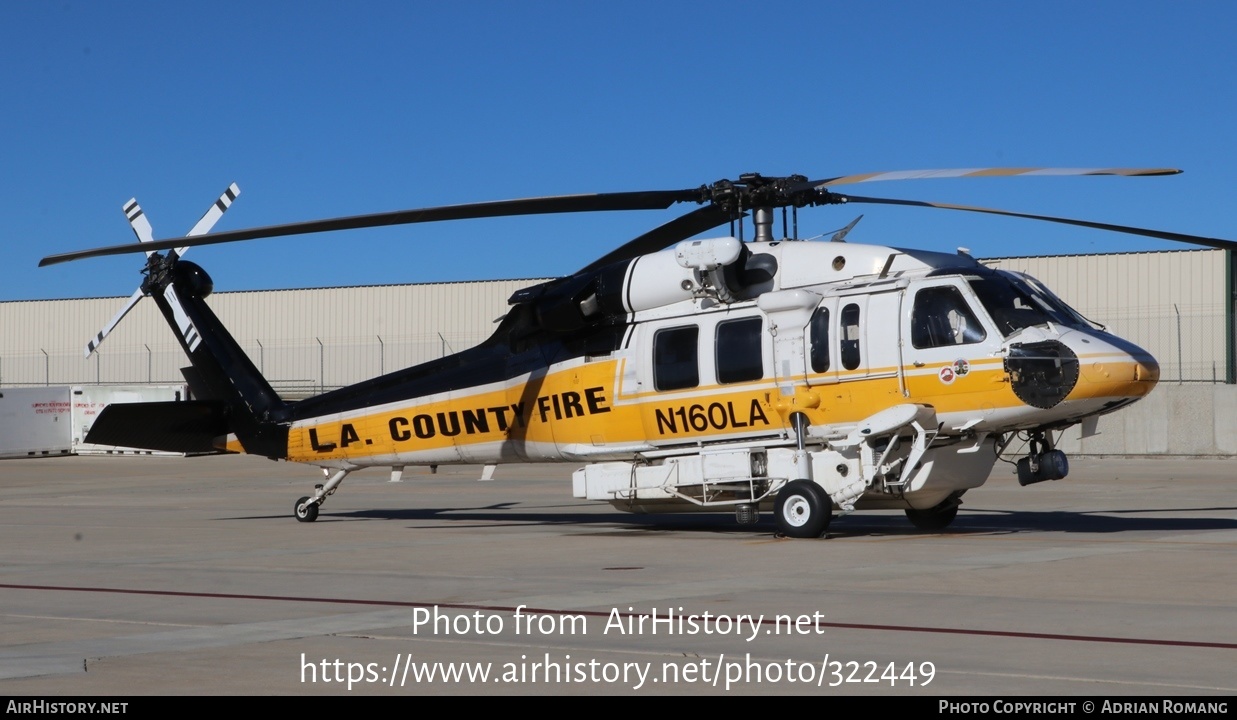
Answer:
41 168 1235 537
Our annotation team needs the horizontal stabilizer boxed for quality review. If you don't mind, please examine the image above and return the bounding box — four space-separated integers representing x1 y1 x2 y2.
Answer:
85 401 231 455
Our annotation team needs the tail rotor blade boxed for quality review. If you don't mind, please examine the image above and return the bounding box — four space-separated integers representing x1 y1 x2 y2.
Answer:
85 288 144 357
123 198 157 250
179 183 241 255
85 183 244 357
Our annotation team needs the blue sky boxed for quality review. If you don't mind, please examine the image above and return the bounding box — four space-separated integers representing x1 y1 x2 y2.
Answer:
3 1 1235 300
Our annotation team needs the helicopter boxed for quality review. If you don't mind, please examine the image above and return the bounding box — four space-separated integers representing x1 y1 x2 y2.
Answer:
39 168 1237 538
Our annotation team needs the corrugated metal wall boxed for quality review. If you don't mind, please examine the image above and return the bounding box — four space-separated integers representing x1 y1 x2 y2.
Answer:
0 279 551 395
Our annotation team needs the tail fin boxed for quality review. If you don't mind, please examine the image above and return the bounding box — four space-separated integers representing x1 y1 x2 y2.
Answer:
143 255 290 458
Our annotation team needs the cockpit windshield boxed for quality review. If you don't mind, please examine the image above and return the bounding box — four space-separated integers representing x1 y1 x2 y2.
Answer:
967 270 1092 337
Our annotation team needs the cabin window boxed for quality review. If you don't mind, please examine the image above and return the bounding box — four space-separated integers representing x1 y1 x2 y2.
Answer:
653 325 699 390
911 286 987 349
809 306 830 373
715 317 763 384
840 303 861 370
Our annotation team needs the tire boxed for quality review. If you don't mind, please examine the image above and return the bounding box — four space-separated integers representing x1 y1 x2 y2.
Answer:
774 480 832 538
905 501 958 531
295 496 319 523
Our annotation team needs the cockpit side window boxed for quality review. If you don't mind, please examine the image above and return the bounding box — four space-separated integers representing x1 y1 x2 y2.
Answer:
911 286 987 349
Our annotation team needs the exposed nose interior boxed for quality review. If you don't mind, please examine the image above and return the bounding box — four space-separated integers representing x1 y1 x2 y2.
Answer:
1004 340 1080 409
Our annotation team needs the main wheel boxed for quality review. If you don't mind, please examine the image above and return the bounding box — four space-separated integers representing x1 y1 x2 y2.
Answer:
774 480 832 538
905 501 958 531
295 496 319 523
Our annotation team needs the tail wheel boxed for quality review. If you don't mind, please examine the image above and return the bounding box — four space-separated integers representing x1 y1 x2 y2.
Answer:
774 480 832 538
295 496 319 523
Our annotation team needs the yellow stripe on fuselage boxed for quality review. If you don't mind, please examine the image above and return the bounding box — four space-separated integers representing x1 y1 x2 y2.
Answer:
282 354 1152 465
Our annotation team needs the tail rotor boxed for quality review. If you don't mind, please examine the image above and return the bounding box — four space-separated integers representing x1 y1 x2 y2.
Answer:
83 184 240 357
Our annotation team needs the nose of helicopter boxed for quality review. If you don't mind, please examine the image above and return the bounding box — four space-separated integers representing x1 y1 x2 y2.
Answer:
1065 332 1160 403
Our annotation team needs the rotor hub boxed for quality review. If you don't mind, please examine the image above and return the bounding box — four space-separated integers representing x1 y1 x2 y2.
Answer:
695 173 836 217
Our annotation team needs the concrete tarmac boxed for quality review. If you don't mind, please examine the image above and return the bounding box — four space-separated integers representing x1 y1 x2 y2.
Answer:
0 454 1233 696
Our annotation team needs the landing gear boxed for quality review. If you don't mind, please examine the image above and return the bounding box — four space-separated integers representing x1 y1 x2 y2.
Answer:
291 468 351 523
774 480 833 538
295 496 319 523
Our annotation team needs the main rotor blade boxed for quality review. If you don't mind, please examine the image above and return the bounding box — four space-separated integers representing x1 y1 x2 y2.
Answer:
41 168 1193 268
806 167 1181 188
40 189 703 267
576 205 734 274
837 193 1237 251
